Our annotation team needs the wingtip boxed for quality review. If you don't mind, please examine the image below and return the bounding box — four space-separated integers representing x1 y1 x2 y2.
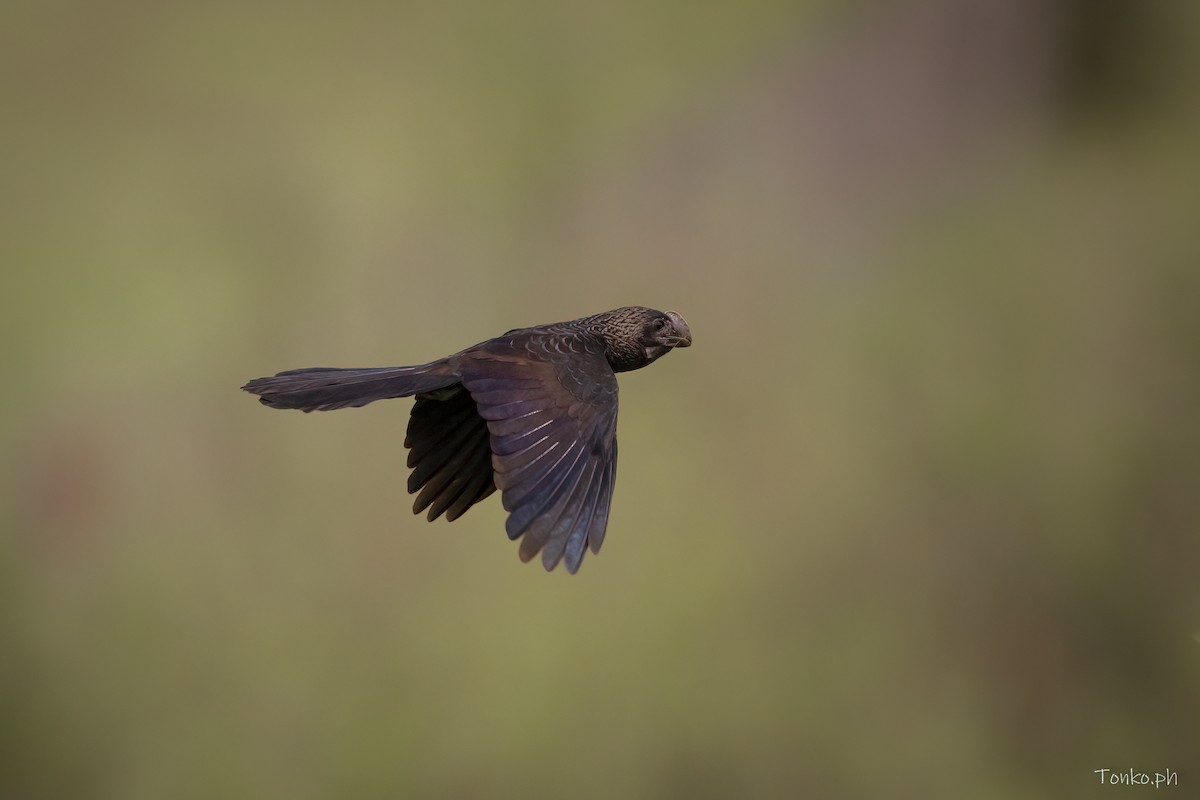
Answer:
541 547 568 573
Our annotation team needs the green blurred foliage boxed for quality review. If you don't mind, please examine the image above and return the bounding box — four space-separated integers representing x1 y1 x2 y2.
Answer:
2 1 1198 798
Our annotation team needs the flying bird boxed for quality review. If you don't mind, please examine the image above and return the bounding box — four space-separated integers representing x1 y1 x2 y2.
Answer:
242 307 692 573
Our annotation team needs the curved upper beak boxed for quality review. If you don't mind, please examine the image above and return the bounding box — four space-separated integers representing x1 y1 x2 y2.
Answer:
665 311 692 347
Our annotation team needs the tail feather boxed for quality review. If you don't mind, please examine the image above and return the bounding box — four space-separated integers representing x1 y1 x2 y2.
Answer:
242 364 459 412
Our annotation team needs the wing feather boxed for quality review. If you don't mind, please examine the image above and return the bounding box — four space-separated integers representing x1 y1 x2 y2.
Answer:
563 458 606 572
489 416 568 456
477 398 548 421
487 408 554 437
403 385 496 522
460 336 619 570
516 452 596 565
469 388 549 406
502 439 583 519
536 456 601 572
408 404 488 491
587 446 617 555
508 440 589 542
444 461 497 522
414 423 490 519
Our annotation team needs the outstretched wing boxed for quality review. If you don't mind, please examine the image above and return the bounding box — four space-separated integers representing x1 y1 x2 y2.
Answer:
460 333 619 573
404 385 497 522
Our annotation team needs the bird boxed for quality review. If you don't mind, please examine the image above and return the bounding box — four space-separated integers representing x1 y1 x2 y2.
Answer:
242 307 692 573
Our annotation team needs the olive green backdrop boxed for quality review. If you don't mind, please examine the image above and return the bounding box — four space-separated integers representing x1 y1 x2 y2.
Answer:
3 1 1198 797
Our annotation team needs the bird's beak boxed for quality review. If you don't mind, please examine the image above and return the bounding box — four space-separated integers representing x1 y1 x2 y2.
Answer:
665 311 692 347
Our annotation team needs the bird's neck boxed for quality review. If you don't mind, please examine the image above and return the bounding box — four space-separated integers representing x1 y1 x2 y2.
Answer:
572 309 651 372
604 338 652 372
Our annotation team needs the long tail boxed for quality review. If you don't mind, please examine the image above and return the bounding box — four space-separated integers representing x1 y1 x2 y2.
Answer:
242 364 458 412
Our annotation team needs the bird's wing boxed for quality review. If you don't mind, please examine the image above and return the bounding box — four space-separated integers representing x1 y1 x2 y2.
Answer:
460 334 619 573
404 385 497 522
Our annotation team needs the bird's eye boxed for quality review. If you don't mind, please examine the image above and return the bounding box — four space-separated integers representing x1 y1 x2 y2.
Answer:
653 318 667 330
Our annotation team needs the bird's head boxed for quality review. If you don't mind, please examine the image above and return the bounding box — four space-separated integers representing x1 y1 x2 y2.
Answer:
584 307 692 372
641 309 692 361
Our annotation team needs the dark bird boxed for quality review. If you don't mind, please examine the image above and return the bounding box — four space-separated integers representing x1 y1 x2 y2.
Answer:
242 307 692 573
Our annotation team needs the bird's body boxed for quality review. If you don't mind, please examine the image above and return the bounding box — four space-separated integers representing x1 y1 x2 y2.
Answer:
242 307 691 573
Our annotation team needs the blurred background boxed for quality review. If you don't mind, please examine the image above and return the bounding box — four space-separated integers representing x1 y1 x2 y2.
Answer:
3 0 1199 797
